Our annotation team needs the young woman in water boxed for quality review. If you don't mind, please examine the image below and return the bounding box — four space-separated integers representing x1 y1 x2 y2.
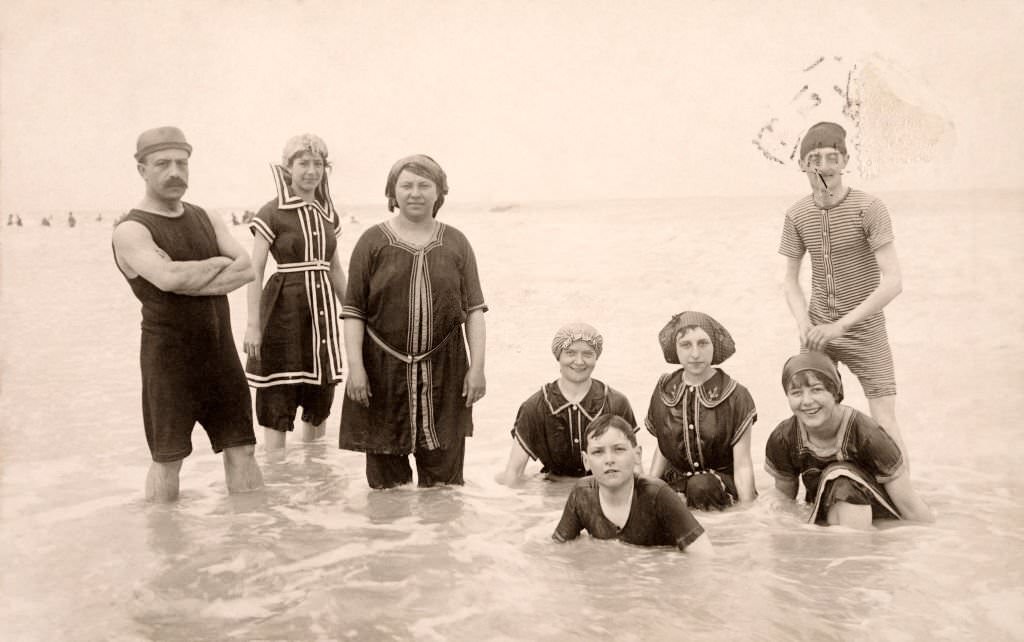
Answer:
645 311 757 510
764 351 933 528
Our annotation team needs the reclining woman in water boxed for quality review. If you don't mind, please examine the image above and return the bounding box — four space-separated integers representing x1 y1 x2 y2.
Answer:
764 351 934 528
553 414 713 554
645 311 757 510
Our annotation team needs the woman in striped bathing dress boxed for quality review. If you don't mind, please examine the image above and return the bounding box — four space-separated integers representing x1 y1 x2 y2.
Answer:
243 134 347 456
339 155 487 489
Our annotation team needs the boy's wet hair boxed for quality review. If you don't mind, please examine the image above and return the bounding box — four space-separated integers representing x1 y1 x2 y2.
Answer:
584 414 637 448
788 369 841 401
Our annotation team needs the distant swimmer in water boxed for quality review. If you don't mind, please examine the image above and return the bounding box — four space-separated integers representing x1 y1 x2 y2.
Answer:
780 122 909 462
553 415 714 555
243 134 347 458
67 211 76 228
496 322 639 486
645 311 757 510
112 126 263 502
764 352 933 528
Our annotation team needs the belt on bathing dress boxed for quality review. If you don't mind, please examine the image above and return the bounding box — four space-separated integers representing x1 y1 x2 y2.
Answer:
276 259 331 273
366 325 461 365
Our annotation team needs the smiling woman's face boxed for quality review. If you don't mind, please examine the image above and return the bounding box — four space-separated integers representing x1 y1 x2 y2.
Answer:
288 150 325 196
786 371 840 433
557 340 598 384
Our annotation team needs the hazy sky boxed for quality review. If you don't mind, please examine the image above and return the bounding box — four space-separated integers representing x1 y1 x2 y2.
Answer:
2 0 1022 212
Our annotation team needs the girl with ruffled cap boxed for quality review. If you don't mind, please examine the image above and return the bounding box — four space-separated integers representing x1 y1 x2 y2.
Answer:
764 352 933 528
243 134 347 455
496 322 638 485
339 155 487 489
645 311 757 510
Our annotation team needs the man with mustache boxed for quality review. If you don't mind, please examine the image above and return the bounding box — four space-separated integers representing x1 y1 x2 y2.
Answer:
113 126 263 501
779 122 909 461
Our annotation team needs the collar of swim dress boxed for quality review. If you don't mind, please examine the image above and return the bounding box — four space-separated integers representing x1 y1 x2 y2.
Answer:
656 368 737 409
270 163 337 224
542 380 608 418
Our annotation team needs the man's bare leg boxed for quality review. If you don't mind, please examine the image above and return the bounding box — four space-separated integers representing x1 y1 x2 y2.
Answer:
223 445 264 493
146 460 183 502
867 395 908 466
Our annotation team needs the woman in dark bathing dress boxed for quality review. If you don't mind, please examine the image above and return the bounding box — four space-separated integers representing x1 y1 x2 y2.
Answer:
339 155 487 489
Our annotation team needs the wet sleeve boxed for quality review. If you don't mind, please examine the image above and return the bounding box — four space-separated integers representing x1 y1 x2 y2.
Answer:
778 212 806 258
644 383 661 437
729 385 758 446
863 198 895 250
460 235 488 314
552 488 584 542
250 204 276 244
764 423 799 481
857 421 905 483
512 398 541 461
340 230 373 320
655 485 705 550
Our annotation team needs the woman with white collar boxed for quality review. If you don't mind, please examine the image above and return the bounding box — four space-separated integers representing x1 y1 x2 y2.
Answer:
243 134 347 455
646 311 758 509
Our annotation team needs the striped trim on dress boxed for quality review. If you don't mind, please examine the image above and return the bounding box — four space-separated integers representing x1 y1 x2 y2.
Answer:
246 164 343 387
808 463 901 524
542 382 607 468
379 222 447 452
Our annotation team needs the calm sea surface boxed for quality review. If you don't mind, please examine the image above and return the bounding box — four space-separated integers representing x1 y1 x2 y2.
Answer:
2 191 1022 640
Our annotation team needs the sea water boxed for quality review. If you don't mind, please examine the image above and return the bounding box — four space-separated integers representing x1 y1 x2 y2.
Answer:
1 191 1022 640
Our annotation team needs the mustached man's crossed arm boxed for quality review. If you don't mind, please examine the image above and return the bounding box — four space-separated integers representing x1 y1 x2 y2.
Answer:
113 214 253 296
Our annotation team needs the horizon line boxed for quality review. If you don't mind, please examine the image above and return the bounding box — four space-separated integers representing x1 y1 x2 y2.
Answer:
5 186 1023 217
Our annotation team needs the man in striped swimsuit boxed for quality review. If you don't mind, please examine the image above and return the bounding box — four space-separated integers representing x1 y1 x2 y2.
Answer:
779 122 908 458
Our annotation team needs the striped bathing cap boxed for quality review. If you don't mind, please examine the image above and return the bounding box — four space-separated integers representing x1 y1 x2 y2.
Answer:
551 322 603 359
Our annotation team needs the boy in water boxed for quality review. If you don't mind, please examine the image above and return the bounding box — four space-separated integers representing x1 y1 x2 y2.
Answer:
779 122 908 456
553 415 713 554
765 352 933 529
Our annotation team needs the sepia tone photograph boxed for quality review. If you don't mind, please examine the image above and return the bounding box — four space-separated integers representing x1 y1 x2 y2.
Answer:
1 1 1021 639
